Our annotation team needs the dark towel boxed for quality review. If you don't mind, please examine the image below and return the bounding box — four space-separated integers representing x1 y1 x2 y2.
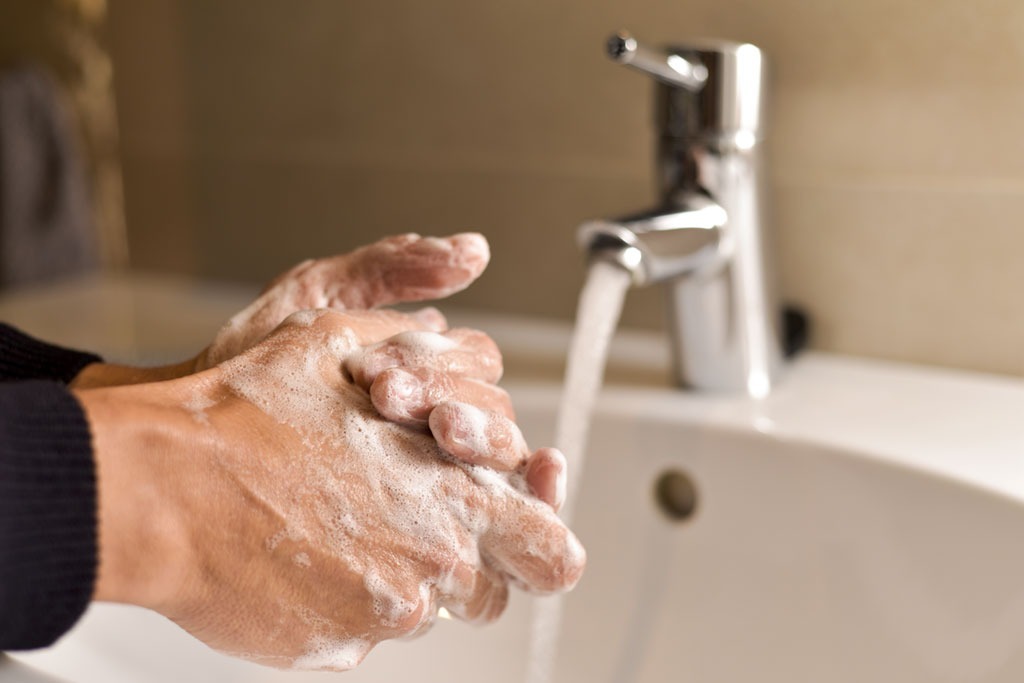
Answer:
0 66 98 287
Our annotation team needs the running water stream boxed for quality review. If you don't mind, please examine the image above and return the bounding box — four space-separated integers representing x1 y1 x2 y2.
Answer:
525 261 633 683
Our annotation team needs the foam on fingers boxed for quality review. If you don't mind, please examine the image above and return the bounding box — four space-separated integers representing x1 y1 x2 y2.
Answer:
467 470 586 595
370 367 513 427
212 300 584 669
438 562 509 624
428 402 528 471
483 515 586 595
347 330 459 389
345 327 502 390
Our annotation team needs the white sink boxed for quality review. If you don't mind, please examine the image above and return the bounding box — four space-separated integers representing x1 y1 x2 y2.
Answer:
4 274 1024 682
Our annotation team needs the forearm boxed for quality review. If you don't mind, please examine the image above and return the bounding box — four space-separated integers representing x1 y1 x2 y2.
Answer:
73 382 197 613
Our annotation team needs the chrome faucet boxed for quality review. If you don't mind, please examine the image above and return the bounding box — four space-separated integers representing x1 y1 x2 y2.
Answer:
579 31 783 397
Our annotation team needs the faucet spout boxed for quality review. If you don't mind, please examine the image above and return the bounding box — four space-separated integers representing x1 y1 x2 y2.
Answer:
606 31 709 92
579 32 782 397
578 195 728 286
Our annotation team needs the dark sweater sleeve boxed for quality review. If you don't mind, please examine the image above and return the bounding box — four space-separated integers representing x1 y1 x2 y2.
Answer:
0 381 96 650
0 323 102 383
0 322 99 650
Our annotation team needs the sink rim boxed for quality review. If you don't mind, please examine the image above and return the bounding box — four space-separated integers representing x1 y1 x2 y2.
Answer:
504 350 1024 509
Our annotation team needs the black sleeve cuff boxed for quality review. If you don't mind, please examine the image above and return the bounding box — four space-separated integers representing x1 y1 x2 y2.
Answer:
0 324 102 384
0 381 96 650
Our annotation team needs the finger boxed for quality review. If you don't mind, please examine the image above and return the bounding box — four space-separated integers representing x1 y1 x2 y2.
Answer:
320 233 490 309
288 308 436 349
428 402 529 471
431 328 502 382
215 235 479 367
408 306 448 332
256 309 438 373
524 448 568 512
439 562 509 624
393 584 439 640
370 367 514 428
347 328 502 390
477 491 586 595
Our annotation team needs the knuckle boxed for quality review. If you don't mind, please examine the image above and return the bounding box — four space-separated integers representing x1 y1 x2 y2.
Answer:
280 309 323 328
490 424 514 453
306 308 347 330
393 603 428 634
481 384 515 419
395 592 435 636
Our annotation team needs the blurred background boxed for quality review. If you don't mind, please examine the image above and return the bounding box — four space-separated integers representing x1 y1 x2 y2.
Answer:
3 0 1024 375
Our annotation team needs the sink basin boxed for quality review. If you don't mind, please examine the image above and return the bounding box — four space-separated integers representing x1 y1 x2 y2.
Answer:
4 274 1024 682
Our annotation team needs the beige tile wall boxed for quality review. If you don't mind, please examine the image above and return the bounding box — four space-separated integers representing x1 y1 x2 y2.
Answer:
107 0 1024 376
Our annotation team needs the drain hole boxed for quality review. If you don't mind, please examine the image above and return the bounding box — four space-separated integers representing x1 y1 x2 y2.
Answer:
654 469 698 522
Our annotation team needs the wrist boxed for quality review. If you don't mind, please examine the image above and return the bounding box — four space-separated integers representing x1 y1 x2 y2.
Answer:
75 381 202 613
70 357 200 389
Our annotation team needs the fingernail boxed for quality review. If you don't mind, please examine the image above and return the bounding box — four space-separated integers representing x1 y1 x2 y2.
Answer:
527 448 567 511
553 455 567 512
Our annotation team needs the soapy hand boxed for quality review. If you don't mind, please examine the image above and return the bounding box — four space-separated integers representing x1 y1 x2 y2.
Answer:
69 231 552 497
344 324 568 506
70 233 491 387
196 232 490 370
79 309 585 671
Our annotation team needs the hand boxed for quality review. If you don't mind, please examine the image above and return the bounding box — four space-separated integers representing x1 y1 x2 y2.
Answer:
196 232 490 370
348 327 568 511
78 309 584 671
70 233 490 387
71 229 560 504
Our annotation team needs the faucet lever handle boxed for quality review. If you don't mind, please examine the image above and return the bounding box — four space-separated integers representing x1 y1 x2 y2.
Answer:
606 31 707 91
